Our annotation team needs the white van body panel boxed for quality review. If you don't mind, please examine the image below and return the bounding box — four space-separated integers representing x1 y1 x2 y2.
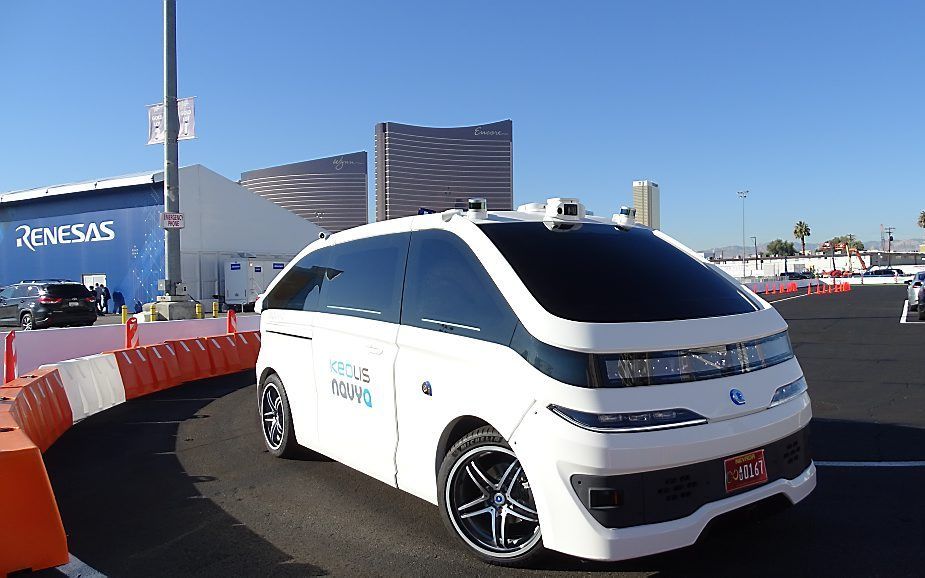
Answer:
255 208 814 562
394 326 538 503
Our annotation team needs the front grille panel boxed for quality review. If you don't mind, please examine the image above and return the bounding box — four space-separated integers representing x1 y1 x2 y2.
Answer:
571 427 811 529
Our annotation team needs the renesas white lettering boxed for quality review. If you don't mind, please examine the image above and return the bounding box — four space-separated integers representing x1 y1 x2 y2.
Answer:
15 221 115 252
330 359 373 408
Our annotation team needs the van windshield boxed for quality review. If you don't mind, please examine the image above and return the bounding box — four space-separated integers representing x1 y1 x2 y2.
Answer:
477 222 760 323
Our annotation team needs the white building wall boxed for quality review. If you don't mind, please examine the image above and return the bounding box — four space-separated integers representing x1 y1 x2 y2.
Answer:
177 165 325 301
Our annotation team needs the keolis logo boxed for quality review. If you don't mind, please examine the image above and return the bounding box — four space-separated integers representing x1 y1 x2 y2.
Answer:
15 221 116 252
330 359 373 408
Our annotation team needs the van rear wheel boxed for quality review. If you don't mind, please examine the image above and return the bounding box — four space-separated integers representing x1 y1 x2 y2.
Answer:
437 426 544 566
258 374 298 458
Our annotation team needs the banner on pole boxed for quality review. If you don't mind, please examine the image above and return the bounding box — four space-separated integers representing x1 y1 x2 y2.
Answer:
146 97 196 145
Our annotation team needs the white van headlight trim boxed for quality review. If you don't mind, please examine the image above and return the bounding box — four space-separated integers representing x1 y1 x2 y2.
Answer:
769 376 808 408
548 405 707 433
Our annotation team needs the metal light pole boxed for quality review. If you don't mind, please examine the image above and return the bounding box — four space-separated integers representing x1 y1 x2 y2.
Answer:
163 0 181 296
885 226 895 267
737 190 749 278
750 236 758 271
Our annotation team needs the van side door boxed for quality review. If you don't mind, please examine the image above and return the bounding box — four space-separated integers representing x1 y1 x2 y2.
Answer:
311 232 410 486
394 229 522 503
260 247 331 449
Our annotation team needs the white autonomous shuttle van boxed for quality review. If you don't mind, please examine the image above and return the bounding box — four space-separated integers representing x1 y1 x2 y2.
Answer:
255 198 815 565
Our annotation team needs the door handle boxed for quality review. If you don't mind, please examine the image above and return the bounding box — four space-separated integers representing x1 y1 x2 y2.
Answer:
367 345 383 355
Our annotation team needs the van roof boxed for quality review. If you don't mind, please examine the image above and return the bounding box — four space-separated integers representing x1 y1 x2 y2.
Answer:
324 207 639 243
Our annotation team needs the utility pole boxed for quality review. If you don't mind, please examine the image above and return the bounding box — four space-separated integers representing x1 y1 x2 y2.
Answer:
885 226 895 267
846 234 855 272
163 0 181 297
737 190 749 278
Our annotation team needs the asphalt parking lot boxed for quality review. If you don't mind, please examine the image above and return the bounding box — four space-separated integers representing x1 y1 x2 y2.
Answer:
40 286 924 577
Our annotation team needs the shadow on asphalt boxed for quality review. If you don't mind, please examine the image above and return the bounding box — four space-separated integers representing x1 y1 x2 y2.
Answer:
35 287 925 577
39 372 327 577
38 375 925 577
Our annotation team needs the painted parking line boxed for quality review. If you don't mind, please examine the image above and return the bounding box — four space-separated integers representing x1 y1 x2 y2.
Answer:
765 292 811 305
816 461 925 468
898 300 923 324
58 553 107 577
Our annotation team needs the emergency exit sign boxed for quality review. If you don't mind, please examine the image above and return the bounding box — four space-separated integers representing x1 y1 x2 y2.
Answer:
160 212 185 229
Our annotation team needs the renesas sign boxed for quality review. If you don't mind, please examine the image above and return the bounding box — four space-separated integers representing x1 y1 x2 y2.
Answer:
15 220 116 252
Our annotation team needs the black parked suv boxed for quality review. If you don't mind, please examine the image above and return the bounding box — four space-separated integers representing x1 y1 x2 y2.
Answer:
0 281 98 330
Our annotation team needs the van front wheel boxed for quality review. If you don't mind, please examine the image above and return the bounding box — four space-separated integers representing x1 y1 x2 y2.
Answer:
437 426 545 566
258 374 298 458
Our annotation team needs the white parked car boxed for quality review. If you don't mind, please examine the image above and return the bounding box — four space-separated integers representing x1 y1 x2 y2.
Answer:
906 272 925 311
255 198 815 565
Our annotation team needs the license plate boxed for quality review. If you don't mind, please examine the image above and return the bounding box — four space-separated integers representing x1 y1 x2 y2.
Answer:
69 300 80 307
724 449 768 493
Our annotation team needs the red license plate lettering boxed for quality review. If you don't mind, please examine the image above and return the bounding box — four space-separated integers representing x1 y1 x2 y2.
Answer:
724 449 768 493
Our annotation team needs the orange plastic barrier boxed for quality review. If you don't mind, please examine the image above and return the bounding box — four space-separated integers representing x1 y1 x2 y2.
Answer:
0 369 70 573
0 427 69 573
144 344 177 392
165 338 210 383
202 337 228 375
235 331 261 368
111 347 157 399
154 343 183 389
3 330 15 384
205 335 240 374
0 368 72 452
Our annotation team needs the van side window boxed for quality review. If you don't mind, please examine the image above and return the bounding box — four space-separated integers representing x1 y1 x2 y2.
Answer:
319 233 410 323
263 247 331 311
401 229 517 345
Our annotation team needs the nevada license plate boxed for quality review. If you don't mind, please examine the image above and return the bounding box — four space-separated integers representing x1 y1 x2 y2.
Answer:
724 449 768 493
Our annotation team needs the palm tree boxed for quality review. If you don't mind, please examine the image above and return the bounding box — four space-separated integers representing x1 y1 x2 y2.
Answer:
793 221 811 255
918 211 925 230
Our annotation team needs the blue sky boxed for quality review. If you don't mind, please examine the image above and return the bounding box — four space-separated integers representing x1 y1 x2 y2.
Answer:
2 1 922 249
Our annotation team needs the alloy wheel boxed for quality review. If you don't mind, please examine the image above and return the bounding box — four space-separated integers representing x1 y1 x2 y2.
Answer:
445 445 540 558
21 313 33 330
261 382 284 450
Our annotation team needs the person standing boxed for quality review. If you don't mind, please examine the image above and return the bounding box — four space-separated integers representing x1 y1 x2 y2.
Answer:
101 284 111 314
94 283 105 316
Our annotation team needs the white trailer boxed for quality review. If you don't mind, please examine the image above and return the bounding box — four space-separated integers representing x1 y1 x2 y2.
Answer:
224 258 288 310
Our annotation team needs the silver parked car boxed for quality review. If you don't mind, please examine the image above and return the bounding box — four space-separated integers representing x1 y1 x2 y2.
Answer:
907 272 925 312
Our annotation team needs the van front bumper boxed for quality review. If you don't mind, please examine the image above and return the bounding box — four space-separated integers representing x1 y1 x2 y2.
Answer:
508 394 815 561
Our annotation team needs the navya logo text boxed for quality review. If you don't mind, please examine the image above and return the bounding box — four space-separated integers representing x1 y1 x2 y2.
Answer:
330 359 373 408
14 221 116 252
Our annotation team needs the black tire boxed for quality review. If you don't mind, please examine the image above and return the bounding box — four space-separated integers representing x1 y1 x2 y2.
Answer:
910 302 919 312
919 308 925 322
20 312 34 330
437 426 545 566
258 374 299 458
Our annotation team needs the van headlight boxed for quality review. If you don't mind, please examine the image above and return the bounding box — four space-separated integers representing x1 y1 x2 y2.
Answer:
548 405 707 433
769 376 808 407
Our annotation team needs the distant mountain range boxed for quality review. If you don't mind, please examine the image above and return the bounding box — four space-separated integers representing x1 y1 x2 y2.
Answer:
699 238 924 257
